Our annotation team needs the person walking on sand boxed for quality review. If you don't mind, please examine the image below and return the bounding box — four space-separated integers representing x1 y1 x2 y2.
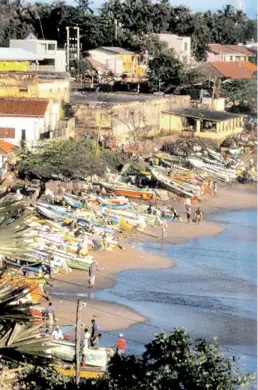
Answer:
44 302 56 334
161 220 167 240
213 181 218 197
194 208 203 224
114 334 126 355
184 197 191 211
186 207 191 223
88 260 96 289
171 207 181 222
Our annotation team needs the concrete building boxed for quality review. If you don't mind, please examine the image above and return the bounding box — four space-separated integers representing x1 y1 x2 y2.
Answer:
10 34 66 72
0 98 61 146
207 44 254 63
0 48 43 72
88 47 146 79
160 108 245 142
71 92 190 145
156 34 191 63
0 72 70 103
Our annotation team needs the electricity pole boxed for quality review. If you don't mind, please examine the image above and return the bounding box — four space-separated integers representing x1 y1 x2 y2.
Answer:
75 300 83 386
66 26 70 71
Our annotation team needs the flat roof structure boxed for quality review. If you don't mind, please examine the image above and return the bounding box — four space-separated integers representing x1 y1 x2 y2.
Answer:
163 108 245 121
71 92 177 105
0 48 43 61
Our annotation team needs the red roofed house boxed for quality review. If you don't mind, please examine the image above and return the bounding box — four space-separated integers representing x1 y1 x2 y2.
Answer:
199 61 257 81
0 139 15 169
0 98 60 146
207 44 254 63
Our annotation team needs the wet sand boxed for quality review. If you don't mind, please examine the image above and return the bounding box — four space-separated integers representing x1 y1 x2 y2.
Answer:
50 184 257 332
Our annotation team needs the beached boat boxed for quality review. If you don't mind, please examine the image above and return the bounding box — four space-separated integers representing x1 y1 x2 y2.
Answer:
63 195 82 208
100 182 153 200
36 205 60 220
150 168 194 198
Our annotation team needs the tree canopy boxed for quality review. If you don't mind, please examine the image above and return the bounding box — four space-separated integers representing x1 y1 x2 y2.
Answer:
16 139 126 179
0 0 255 60
20 329 251 390
221 79 257 113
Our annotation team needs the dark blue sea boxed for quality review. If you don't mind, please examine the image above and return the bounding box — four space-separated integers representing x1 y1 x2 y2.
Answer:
95 209 257 377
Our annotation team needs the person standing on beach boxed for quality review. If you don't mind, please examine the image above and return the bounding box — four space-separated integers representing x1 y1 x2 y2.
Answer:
161 220 167 240
213 181 218 197
44 302 56 334
88 260 96 289
186 207 191 223
90 319 99 346
194 208 203 224
82 328 91 366
114 334 126 355
184 197 191 211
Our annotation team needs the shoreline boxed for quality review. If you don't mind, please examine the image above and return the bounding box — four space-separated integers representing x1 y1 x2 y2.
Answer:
50 183 257 334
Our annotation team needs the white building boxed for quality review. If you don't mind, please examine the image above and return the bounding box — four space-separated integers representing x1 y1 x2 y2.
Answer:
10 34 66 72
156 34 191 63
88 47 136 75
0 98 60 146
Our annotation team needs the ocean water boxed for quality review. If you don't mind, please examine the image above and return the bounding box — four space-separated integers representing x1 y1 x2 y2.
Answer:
95 209 257 375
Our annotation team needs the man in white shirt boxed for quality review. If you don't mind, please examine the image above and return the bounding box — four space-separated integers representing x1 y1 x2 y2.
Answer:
52 326 64 341
82 328 91 366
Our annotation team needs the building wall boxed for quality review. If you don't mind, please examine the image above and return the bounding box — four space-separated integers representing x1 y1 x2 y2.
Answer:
0 61 30 72
207 52 248 62
0 72 70 103
156 34 191 63
38 80 70 103
10 39 66 72
55 51 66 72
0 116 45 146
72 95 191 144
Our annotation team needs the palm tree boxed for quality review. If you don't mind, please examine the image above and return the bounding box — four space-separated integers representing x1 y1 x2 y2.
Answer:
0 196 50 361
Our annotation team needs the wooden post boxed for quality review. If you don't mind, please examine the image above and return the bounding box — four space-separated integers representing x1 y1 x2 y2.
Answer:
75 300 83 386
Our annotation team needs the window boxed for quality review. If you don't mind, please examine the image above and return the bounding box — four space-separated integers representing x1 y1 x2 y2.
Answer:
48 43 56 51
229 56 233 61
21 130 26 141
184 42 188 52
19 87 28 92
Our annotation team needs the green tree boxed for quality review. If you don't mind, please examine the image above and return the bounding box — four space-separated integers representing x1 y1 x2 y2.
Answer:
17 139 126 179
147 51 184 92
221 79 257 113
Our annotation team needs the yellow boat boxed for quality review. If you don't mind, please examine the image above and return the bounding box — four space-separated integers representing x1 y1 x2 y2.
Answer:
56 366 104 379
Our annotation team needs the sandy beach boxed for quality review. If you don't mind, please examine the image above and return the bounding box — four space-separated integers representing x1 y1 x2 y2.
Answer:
50 183 257 333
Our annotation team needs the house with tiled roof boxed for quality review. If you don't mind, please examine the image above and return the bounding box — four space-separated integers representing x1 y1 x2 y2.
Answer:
0 97 60 146
199 61 257 81
207 44 254 63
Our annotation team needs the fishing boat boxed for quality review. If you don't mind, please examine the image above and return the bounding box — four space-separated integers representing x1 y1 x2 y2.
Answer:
150 168 194 198
100 182 153 200
63 195 82 208
67 255 93 271
48 341 109 369
36 205 60 220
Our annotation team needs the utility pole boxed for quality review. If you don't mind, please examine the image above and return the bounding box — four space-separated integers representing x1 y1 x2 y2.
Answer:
114 18 118 41
75 300 83 386
76 26 80 64
66 26 70 71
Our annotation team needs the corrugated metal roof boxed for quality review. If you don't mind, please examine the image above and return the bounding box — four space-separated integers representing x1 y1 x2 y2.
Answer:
101 47 135 54
0 48 43 61
163 108 244 121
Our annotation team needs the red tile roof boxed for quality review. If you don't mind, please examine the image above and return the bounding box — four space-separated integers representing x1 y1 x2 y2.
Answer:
209 44 253 57
0 98 49 117
0 139 14 154
0 127 15 139
207 61 257 79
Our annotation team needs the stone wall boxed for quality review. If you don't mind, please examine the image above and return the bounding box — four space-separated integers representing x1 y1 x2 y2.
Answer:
72 95 190 145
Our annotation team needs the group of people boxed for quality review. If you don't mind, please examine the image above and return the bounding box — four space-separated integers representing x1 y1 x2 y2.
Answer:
81 319 126 366
184 198 204 224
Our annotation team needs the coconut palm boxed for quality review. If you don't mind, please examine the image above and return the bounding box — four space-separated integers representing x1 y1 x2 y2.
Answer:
0 197 50 361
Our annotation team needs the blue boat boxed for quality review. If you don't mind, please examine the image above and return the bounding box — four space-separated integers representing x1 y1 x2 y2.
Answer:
63 195 82 208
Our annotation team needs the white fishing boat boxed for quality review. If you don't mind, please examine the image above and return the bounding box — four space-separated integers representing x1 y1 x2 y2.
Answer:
150 168 194 197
